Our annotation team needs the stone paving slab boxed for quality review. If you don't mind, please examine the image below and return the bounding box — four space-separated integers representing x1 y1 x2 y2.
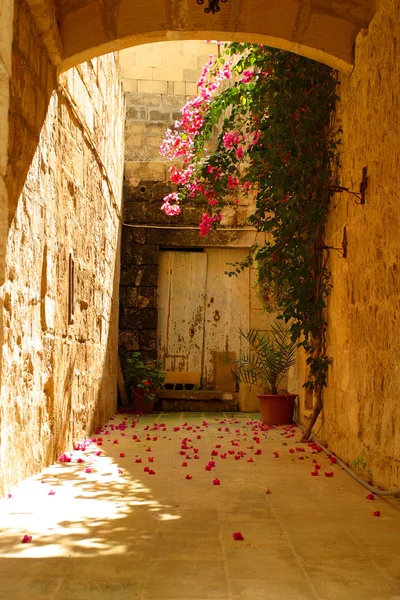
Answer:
1 412 400 600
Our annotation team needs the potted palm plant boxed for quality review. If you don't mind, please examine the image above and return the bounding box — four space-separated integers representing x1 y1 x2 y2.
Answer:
235 320 298 425
123 352 166 413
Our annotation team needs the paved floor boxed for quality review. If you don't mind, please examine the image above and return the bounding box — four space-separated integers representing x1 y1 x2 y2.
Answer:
1 412 400 600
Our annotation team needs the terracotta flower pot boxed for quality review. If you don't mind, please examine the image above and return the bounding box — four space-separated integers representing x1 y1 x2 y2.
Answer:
131 387 155 414
257 393 296 425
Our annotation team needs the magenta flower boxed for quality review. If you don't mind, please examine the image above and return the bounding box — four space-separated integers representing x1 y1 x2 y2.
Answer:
85 468 92 474
213 478 221 486
247 458 254 463
135 458 142 463
330 456 338 464
185 474 193 480
211 450 218 457
146 447 151 452
148 469 156 475
324 472 334 477
255 449 262 456
148 457 154 463
48 490 55 495
7 493 13 499
182 462 188 467
366 493 375 500
119 453 125 458
311 470 319 476
194 455 200 460
233 532 244 541
96 451 102 456
373 510 381 517
59 453 71 463
144 466 149 472
118 469 123 474
21 535 32 543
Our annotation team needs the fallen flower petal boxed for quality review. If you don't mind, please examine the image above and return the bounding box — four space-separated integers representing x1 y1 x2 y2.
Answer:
85 468 92 473
247 458 254 463
119 453 125 458
373 510 381 517
233 532 244 541
48 490 55 495
311 471 319 476
205 465 212 471
274 452 279 458
148 469 156 475
96 451 102 456
135 458 142 463
21 535 32 543
366 493 375 500
148 457 154 462
118 469 123 474
213 478 221 485
185 474 193 480
324 472 334 477
144 466 150 472
255 449 262 455
182 462 188 467
330 456 338 464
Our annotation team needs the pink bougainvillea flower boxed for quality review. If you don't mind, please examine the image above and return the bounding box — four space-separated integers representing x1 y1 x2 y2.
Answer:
21 535 32 543
274 452 279 458
255 449 262 456
233 532 244 541
85 468 92 474
298 457 304 461
194 455 200 460
220 453 227 459
96 451 102 456
215 444 222 449
366 493 375 500
289 449 295 454
315 464 322 470
179 450 186 456
77 458 85 464
330 456 338 464
311 470 319 476
135 458 142 463
119 453 125 458
247 458 254 463
7 493 13 498
193 448 199 453
148 469 156 475
113 440 119 445
205 465 212 471
146 447 152 452
185 474 193 480
148 457 154 463
211 450 218 457
228 450 235 455
132 434 138 440
196 435 201 439
182 462 188 467
118 469 123 474
213 478 221 486
144 466 150 472
373 510 381 517
235 455 241 461
324 472 334 477
209 460 216 467
48 489 56 495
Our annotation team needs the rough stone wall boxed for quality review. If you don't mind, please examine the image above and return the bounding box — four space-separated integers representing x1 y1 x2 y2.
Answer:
0 0 124 495
296 0 400 488
0 0 14 284
119 42 259 365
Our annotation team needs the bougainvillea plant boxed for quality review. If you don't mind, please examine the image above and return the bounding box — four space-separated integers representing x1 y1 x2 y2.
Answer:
160 43 340 439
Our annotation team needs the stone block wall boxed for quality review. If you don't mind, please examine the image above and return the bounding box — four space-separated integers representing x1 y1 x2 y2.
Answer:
294 0 400 488
0 0 124 496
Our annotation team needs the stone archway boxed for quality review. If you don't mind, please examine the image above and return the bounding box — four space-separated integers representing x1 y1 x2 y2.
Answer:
29 0 374 73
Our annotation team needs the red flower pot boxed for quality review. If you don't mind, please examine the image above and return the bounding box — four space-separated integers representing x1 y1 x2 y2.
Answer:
257 393 296 425
131 388 155 414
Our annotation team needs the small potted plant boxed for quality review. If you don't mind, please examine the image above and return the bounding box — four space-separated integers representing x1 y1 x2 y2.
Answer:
235 320 298 425
123 352 166 413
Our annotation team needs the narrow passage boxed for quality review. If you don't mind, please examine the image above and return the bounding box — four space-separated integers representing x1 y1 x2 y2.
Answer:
1 412 400 599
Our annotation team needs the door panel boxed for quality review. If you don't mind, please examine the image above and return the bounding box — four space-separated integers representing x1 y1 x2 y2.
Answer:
203 248 250 385
157 251 207 372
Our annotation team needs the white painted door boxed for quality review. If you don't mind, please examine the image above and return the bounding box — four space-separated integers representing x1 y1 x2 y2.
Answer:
157 249 250 384
157 251 207 372
203 248 249 385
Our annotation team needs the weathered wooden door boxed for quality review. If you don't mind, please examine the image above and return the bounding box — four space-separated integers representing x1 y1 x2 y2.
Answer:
158 251 207 372
157 249 250 385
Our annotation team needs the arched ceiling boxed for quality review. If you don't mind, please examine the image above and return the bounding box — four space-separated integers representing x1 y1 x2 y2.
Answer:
27 0 374 73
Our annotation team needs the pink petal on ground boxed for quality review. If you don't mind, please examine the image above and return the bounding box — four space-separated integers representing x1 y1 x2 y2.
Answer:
148 469 156 475
324 472 334 477
118 469 123 474
185 474 193 480
48 490 56 495
148 457 154 462
213 478 221 486
135 458 142 463
311 470 319 476
233 532 244 541
21 535 32 543
182 462 188 467
366 494 375 500
96 451 102 456
373 510 381 517
85 468 92 473
119 453 125 458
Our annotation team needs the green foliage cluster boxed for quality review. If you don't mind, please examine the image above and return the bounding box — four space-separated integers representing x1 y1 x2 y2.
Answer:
192 44 340 402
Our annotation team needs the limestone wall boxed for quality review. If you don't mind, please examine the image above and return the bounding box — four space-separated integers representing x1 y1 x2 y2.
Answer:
296 0 400 488
0 0 124 495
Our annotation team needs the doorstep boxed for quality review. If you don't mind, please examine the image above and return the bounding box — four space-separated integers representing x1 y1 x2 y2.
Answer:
156 390 238 412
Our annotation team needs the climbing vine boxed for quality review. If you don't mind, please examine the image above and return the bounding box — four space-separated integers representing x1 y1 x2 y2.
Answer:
160 43 340 439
